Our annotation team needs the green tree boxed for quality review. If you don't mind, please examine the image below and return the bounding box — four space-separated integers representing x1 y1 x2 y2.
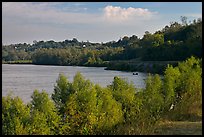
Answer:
95 85 123 134
28 110 50 135
163 64 181 112
152 33 164 47
63 72 98 135
60 73 124 135
110 76 136 121
2 95 30 135
141 33 164 47
29 90 61 135
52 73 71 114
170 56 202 120
142 74 164 123
161 56 202 121
109 76 147 135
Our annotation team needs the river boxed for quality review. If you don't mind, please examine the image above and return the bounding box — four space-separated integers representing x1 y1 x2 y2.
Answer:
2 64 148 103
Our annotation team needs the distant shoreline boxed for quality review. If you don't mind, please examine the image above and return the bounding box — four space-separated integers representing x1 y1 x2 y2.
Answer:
2 59 179 75
2 60 32 64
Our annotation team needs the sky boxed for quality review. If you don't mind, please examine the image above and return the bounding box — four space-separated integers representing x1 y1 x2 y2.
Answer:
2 2 202 45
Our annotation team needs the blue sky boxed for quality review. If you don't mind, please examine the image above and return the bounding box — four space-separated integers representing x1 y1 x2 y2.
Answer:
2 2 202 45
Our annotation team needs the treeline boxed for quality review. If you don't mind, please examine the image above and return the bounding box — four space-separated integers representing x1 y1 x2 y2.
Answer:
31 47 122 66
2 18 202 68
2 56 202 135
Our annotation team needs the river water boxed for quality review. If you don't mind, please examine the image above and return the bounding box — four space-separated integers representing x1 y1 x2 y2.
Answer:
2 64 148 103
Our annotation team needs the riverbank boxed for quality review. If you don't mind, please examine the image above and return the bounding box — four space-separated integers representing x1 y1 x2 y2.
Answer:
2 57 202 135
105 59 179 74
2 60 32 64
2 59 179 74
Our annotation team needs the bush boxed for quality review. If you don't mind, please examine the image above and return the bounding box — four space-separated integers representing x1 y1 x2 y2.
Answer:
163 56 202 121
2 95 30 135
2 56 202 134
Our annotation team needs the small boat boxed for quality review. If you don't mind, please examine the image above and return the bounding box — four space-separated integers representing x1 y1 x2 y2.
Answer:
133 72 138 75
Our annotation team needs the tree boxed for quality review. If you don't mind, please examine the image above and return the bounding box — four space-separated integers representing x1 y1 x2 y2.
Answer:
142 74 164 121
163 56 202 121
52 73 71 114
29 90 61 135
28 110 50 135
95 85 123 134
33 40 37 44
2 95 30 135
63 72 98 135
109 76 148 134
60 73 123 135
152 33 164 47
180 16 188 26
110 76 136 112
163 64 181 113
141 33 164 47
72 38 79 43
2 50 8 61
173 56 202 120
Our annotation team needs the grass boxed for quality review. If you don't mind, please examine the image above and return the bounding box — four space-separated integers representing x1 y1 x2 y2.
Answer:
153 120 202 135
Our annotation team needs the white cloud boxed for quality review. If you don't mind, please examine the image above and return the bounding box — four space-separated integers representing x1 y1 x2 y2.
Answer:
2 2 99 25
103 5 157 22
2 2 166 44
3 3 157 26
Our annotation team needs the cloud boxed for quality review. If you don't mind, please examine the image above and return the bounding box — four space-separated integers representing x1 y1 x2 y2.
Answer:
2 2 164 44
2 2 96 25
3 3 157 26
103 5 157 22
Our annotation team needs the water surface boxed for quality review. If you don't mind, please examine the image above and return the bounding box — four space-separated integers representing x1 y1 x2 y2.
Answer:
2 64 148 103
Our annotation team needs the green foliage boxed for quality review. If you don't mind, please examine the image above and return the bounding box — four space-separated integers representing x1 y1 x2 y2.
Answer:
142 74 164 122
110 76 137 121
62 73 123 135
141 33 164 47
64 74 97 134
170 57 202 120
2 56 202 134
95 85 123 134
2 95 30 135
163 56 202 121
4 20 201 61
52 73 71 114
2 19 201 76
29 90 61 135
28 110 50 135
163 65 181 111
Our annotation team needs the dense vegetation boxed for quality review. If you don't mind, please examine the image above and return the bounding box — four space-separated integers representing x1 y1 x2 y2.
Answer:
2 56 202 135
2 18 202 73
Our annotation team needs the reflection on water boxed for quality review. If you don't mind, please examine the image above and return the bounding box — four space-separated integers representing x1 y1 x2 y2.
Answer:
2 64 148 103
